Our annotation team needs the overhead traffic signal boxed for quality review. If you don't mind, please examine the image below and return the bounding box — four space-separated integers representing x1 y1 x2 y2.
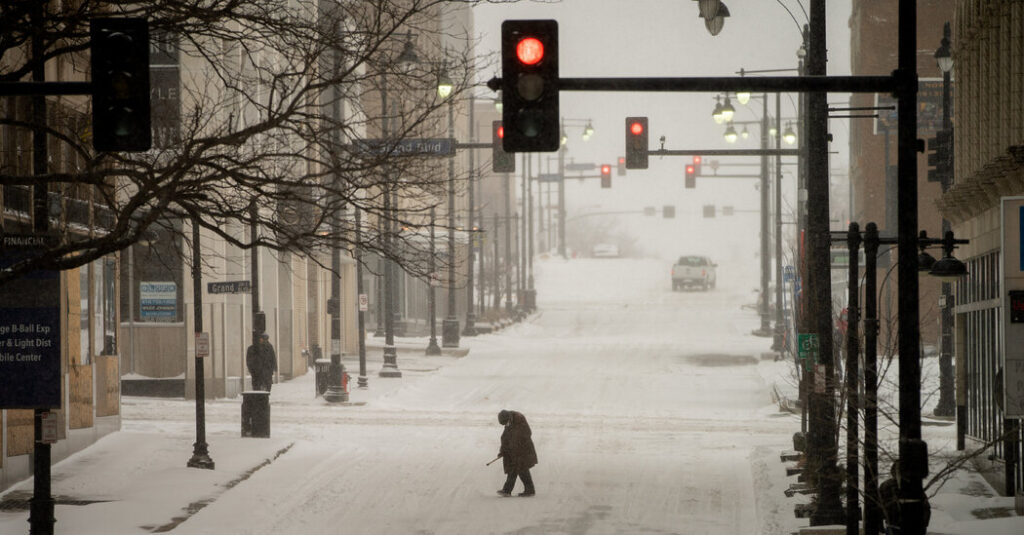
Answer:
617 156 626 176
600 164 612 188
692 155 703 175
703 205 716 218
91 18 151 152
685 164 696 188
625 117 648 169
663 205 675 219
926 129 953 184
501 20 559 152
492 121 515 173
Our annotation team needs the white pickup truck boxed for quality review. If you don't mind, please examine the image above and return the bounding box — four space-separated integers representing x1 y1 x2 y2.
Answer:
671 255 717 291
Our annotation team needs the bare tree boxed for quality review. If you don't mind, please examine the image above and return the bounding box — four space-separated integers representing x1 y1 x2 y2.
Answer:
1 0 490 282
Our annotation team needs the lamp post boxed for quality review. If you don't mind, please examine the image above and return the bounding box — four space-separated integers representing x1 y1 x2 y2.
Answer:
933 21 956 418
426 206 442 355
325 46 349 402
187 216 214 470
463 94 478 336
556 118 595 258
379 33 420 378
441 77 460 347
354 208 368 388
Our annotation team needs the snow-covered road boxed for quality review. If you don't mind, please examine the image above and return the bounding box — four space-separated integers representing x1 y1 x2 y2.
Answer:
174 258 791 534
3 257 799 534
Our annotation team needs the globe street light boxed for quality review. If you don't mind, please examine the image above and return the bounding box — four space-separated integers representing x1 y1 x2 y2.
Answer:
783 123 797 145
711 96 725 124
723 123 738 143
720 95 735 122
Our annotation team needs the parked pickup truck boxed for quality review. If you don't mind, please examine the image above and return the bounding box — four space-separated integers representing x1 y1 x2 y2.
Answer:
671 255 717 291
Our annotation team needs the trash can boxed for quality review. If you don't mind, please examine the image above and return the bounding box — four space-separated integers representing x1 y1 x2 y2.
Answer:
314 358 331 396
241 391 270 438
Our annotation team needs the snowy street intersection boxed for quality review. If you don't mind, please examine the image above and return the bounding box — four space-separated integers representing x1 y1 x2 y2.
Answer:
2 259 800 534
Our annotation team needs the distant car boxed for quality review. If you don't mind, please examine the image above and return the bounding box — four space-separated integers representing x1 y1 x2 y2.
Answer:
671 255 717 291
591 243 620 258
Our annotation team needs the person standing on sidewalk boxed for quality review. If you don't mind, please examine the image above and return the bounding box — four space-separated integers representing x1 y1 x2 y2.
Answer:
496 409 538 497
246 333 277 391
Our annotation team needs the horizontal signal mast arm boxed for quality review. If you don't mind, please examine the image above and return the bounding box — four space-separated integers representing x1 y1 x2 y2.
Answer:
487 75 898 94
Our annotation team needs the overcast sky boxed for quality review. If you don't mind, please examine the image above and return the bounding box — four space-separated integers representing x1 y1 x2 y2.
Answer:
469 0 853 263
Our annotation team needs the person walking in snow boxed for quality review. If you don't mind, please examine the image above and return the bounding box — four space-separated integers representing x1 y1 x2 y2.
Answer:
246 332 277 391
496 409 538 497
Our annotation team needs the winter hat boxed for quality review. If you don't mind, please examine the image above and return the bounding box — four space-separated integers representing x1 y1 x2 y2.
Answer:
498 410 510 425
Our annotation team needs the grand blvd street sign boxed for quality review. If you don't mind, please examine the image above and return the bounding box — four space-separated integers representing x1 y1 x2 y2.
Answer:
356 138 455 157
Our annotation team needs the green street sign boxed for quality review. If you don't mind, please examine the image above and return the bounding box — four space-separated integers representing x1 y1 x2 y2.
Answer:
797 333 820 370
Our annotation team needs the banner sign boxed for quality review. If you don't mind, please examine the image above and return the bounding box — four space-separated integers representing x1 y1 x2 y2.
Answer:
0 235 61 408
140 281 177 320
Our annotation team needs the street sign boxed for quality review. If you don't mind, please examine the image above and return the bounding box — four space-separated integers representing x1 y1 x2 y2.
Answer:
208 280 251 294
0 235 61 409
537 173 562 182
797 333 819 370
196 332 210 358
564 162 595 171
40 411 58 444
357 138 455 157
358 293 369 312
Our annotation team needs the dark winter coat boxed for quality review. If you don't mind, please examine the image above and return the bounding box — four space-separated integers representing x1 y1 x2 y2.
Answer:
500 411 538 474
878 476 931 532
246 340 277 383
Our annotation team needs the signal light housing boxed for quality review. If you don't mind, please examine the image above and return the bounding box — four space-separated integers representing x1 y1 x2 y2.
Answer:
617 156 626 176
600 164 612 188
501 20 559 152
685 164 696 188
625 117 648 169
492 121 515 173
692 155 702 175
91 18 151 152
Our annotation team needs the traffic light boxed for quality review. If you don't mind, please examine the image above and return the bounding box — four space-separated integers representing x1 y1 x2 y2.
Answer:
692 155 703 175
617 156 626 176
926 129 953 184
685 164 696 188
663 205 675 219
702 205 716 218
600 164 612 188
492 121 515 173
625 117 648 169
722 205 734 216
501 20 559 152
91 18 151 152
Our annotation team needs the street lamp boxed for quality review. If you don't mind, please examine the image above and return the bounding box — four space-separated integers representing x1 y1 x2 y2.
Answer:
582 121 594 141
782 121 798 143
723 123 738 143
425 207 442 355
703 2 730 36
934 21 956 420
440 63 460 348
735 90 751 105
934 26 953 74
720 95 735 122
696 0 722 19
379 31 420 378
740 125 750 139
711 96 725 124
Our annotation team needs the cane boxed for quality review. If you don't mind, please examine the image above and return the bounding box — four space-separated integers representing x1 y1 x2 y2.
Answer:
486 456 501 466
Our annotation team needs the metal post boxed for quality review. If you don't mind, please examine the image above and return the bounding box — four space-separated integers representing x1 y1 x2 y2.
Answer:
463 96 478 336
863 222 882 535
896 1 926 531
558 130 567 258
757 95 771 336
373 254 385 337
846 223 861 535
187 217 215 470
807 0 844 525
773 92 786 351
527 153 535 310
355 208 368 388
504 174 513 313
426 207 442 355
494 214 501 311
935 21 955 418
379 185 401 377
442 98 461 347
28 6 54 532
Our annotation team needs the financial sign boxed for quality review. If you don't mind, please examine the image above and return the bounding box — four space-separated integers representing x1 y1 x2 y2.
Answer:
0 236 61 408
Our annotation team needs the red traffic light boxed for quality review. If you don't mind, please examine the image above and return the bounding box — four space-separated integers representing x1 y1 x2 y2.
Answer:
630 121 644 136
693 155 701 165
686 165 695 174
516 37 544 65
497 125 505 139
618 157 625 164
601 164 611 174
